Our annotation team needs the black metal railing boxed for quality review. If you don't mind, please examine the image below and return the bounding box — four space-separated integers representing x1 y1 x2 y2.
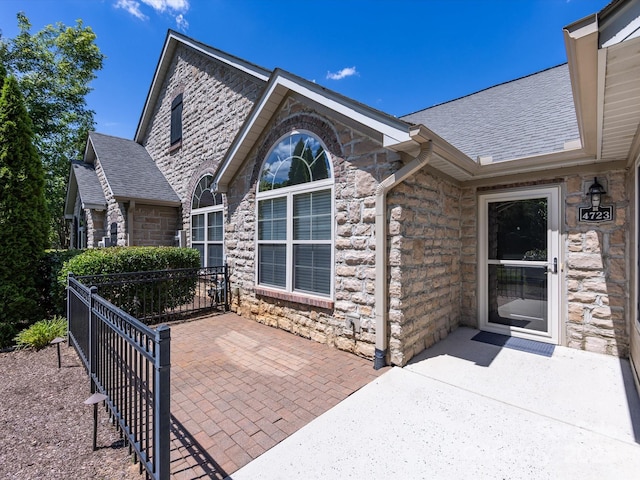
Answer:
76 266 229 323
67 276 170 480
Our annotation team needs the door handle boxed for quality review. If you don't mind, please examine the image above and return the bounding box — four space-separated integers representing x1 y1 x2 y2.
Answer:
549 257 558 274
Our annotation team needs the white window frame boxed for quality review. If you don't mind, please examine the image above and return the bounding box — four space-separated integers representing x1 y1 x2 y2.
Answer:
191 205 224 268
191 175 225 268
255 130 335 299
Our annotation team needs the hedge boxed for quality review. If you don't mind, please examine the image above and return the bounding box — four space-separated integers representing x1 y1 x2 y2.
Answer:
59 247 201 319
37 249 84 318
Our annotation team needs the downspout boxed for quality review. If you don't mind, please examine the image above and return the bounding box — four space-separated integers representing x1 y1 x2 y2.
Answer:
374 140 433 369
127 200 135 246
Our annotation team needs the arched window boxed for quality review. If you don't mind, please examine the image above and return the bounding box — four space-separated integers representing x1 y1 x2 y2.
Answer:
256 131 333 297
191 175 224 267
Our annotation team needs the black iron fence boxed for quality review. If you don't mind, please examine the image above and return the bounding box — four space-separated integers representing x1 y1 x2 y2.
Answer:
67 266 228 479
76 266 229 323
67 276 170 480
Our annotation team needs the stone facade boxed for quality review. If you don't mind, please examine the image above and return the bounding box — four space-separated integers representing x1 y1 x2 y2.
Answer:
131 204 180 246
565 171 629 356
387 170 463 366
454 172 630 359
225 97 402 360
140 44 265 236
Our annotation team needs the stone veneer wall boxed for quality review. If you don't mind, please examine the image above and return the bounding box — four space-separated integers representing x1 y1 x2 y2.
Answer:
226 97 401 360
460 186 478 325
131 204 179 246
565 171 629 356
94 158 128 246
141 44 265 234
386 170 463 366
85 209 105 248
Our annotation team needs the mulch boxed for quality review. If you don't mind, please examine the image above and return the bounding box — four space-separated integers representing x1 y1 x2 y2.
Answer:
0 343 143 480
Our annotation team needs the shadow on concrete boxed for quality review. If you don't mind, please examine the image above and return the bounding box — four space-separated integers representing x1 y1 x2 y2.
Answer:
408 327 500 367
170 415 229 480
619 359 640 443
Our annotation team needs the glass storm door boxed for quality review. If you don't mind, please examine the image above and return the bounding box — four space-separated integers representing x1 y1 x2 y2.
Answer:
479 187 560 343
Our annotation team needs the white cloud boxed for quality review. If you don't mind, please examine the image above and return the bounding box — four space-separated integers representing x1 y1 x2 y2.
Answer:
141 0 189 13
175 13 189 31
116 0 190 29
326 66 358 81
115 0 148 20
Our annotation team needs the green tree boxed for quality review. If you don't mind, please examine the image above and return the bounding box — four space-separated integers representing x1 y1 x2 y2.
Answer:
0 12 104 247
0 74 49 347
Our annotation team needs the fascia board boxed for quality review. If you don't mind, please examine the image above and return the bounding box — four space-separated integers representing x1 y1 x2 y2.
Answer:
469 148 596 179
113 195 181 207
275 75 411 147
563 15 599 156
64 168 78 216
82 202 107 210
408 124 479 176
215 71 412 191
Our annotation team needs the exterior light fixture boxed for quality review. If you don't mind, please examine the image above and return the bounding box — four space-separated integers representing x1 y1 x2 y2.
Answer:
587 177 606 210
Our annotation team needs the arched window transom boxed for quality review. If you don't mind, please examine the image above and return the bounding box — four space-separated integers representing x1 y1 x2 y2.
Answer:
191 175 224 268
259 132 331 192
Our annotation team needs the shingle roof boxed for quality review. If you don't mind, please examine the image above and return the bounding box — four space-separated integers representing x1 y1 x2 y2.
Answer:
71 160 106 209
88 132 180 205
401 65 580 162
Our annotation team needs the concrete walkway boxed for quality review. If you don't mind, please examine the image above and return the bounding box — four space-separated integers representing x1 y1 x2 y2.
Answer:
230 327 640 479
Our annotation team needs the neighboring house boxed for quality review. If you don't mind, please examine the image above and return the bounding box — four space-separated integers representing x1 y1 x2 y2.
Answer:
65 0 640 392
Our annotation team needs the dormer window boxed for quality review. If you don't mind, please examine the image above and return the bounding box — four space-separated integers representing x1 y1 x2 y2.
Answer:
171 93 183 146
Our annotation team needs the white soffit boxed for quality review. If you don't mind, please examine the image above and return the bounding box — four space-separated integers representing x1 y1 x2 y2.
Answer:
599 35 640 162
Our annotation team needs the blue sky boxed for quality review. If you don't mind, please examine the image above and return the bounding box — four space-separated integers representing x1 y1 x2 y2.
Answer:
1 0 609 140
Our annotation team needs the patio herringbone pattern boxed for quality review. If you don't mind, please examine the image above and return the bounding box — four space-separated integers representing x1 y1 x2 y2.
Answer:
168 313 386 478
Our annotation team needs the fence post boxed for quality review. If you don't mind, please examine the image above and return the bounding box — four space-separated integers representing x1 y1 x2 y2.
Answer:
224 264 229 311
155 324 171 480
89 286 98 394
66 273 74 343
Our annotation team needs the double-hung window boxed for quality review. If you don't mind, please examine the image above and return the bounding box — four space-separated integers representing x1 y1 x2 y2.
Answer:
256 131 333 298
191 175 223 267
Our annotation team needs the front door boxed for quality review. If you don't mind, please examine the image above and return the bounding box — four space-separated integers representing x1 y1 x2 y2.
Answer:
478 187 560 344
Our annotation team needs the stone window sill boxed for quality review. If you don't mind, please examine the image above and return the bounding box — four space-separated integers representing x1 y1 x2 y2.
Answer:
255 287 334 310
169 140 182 153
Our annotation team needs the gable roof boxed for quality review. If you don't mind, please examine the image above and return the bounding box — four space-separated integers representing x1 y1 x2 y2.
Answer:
401 65 581 163
213 68 425 192
64 160 107 216
86 132 180 206
134 30 271 143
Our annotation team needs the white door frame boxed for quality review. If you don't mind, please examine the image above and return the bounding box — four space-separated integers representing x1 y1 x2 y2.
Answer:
478 186 561 344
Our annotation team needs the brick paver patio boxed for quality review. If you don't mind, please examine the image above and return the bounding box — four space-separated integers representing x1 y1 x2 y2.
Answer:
168 313 386 478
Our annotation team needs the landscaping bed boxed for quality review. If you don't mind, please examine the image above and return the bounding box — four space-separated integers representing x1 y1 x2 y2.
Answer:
0 344 142 479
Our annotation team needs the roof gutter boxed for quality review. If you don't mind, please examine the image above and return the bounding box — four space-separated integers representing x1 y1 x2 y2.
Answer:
374 140 433 369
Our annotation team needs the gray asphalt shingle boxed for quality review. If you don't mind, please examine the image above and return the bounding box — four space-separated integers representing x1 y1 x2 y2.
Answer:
401 65 580 162
89 132 180 205
70 160 106 209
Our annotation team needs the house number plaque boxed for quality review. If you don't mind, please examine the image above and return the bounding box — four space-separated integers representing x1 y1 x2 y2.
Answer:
579 205 613 223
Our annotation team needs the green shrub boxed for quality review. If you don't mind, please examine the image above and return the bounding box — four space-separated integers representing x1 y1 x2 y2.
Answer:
59 247 201 319
14 316 67 350
37 249 84 317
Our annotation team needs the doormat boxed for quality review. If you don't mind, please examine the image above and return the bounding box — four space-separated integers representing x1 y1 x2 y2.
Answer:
471 331 555 357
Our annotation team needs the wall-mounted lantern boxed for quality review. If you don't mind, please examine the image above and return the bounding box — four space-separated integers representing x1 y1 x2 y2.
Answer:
587 177 606 210
580 177 612 223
